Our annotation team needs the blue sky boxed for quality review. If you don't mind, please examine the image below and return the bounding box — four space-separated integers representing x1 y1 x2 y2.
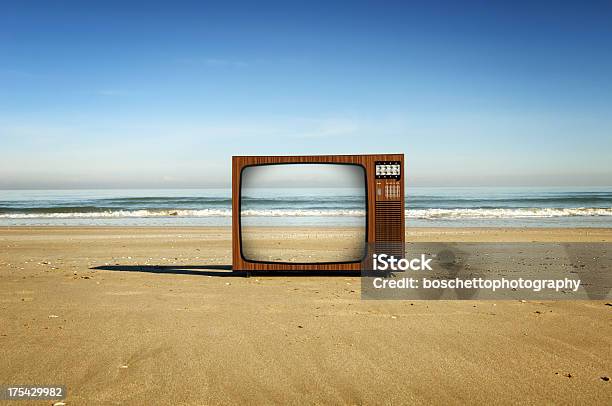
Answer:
1 1 611 188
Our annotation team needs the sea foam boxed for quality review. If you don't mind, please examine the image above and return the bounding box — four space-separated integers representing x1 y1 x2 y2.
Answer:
1 207 611 219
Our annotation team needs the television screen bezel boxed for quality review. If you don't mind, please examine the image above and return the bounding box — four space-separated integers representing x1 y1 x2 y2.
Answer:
238 162 369 266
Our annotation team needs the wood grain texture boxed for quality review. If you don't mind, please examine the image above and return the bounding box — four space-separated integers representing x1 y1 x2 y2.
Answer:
232 154 404 272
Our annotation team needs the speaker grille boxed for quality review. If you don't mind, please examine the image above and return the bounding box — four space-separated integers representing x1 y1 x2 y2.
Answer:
375 201 403 242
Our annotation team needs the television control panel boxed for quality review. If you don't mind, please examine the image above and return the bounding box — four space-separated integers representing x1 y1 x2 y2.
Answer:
375 161 402 201
376 179 402 201
375 161 401 179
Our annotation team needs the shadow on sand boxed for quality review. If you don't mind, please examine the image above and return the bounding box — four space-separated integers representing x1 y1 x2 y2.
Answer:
91 264 239 277
91 264 360 277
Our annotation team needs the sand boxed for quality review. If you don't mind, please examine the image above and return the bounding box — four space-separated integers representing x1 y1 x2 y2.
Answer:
0 227 610 405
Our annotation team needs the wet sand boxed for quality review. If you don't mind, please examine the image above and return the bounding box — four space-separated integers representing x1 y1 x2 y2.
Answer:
0 227 610 404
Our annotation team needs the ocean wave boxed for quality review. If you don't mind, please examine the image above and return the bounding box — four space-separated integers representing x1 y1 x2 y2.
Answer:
0 209 365 219
1 207 612 219
0 209 233 219
406 207 612 219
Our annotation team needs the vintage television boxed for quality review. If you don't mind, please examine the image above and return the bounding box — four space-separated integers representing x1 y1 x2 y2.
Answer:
232 154 405 273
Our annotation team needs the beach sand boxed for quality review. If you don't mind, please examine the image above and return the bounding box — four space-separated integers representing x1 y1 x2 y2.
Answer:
0 227 610 404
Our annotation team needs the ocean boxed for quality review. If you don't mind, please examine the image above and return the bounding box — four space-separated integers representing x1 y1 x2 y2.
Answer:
0 187 611 227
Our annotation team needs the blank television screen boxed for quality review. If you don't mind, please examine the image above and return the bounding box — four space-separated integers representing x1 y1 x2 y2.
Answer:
240 164 366 263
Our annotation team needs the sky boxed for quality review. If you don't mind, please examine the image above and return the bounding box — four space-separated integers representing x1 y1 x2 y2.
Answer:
1 0 611 189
